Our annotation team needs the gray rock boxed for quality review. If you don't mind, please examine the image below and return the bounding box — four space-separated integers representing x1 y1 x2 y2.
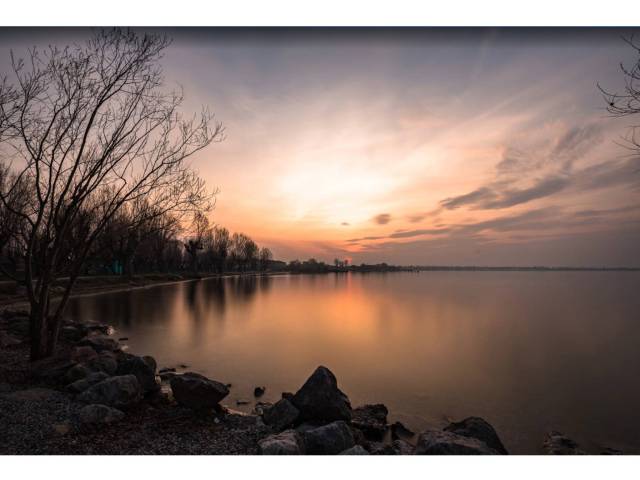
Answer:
170 372 229 410
291 366 352 423
391 421 415 441
263 398 300 431
67 372 109 394
77 334 120 352
60 326 82 341
444 416 508 454
78 404 125 424
254 386 266 397
303 420 355 455
351 404 388 439
117 355 158 394
415 429 499 455
542 431 586 455
392 439 415 455
77 374 142 408
258 430 304 455
89 352 118 376
70 346 98 363
367 441 396 455
64 363 92 384
340 445 370 455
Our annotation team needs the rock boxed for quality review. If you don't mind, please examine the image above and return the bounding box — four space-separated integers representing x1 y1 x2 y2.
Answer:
89 352 118 376
142 356 157 372
254 386 266 397
0 331 22 347
77 374 142 408
30 357 76 381
236 399 250 405
542 431 586 455
303 421 355 455
340 445 370 455
367 441 396 455
258 430 304 455
78 404 125 424
444 416 508 454
159 367 176 374
415 429 499 455
391 421 415 440
60 326 82 341
281 391 294 402
179 364 189 369
118 337 129 341
263 398 300 431
291 366 352 423
170 372 229 410
159 371 177 382
67 371 109 394
84 323 112 335
64 363 92 384
252 401 273 415
392 439 415 455
117 355 158 394
351 404 388 439
70 346 98 363
77 335 120 352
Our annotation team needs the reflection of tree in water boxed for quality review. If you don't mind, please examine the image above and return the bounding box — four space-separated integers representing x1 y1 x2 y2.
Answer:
66 284 181 329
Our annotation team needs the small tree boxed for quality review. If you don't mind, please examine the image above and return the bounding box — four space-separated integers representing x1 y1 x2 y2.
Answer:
259 247 273 271
0 29 223 360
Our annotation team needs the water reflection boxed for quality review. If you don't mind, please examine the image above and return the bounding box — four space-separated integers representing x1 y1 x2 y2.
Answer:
65 272 640 454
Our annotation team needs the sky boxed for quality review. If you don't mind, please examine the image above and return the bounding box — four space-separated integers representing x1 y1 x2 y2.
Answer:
1 28 639 266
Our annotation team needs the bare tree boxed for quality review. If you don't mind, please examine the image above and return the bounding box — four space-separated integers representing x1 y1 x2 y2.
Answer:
184 211 210 274
599 36 640 151
259 247 273 271
0 29 223 360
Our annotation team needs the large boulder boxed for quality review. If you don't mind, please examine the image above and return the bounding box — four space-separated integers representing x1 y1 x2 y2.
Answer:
67 371 109 394
77 374 142 408
391 421 415 441
542 431 586 455
117 355 158 394
78 404 125 424
444 417 508 454
77 334 120 353
302 420 355 455
351 404 388 439
258 430 304 455
89 352 118 376
70 346 98 363
291 366 352 423
415 429 499 455
170 372 229 410
64 363 92 384
262 398 300 431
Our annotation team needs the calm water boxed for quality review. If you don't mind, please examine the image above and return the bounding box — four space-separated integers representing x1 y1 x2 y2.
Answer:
66 272 640 454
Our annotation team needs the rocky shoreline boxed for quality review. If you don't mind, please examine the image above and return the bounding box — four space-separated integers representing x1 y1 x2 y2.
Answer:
0 308 618 455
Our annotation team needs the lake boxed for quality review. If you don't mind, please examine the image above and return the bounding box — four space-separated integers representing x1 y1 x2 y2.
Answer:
65 271 640 454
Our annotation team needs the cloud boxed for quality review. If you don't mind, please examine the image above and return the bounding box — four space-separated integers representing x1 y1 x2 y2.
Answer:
437 123 618 212
373 213 391 225
440 187 497 210
341 222 350 226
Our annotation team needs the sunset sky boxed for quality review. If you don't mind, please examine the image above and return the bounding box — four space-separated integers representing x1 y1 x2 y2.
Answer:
1 28 639 266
